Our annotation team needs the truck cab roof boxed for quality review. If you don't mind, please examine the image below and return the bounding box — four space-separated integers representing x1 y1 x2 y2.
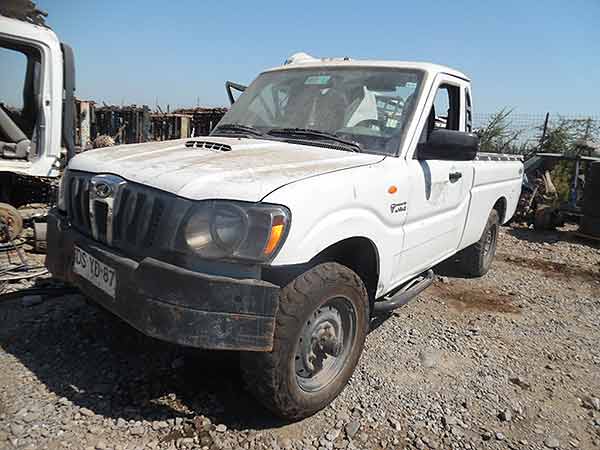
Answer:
0 15 59 45
265 53 470 82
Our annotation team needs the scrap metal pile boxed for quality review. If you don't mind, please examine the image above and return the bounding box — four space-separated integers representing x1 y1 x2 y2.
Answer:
150 107 227 141
75 102 151 150
515 152 600 239
75 102 227 149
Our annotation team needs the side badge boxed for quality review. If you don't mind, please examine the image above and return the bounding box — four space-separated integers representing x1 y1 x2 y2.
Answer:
390 202 407 214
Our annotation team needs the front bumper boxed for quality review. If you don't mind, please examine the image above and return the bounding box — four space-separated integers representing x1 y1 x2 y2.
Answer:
45 209 280 351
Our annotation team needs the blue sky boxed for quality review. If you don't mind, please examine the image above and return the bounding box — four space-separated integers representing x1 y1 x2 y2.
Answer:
2 0 599 114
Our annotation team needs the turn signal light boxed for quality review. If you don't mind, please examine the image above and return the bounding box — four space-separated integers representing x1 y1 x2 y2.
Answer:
264 217 285 255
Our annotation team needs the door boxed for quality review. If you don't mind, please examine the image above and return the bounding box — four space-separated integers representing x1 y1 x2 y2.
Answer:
400 79 474 277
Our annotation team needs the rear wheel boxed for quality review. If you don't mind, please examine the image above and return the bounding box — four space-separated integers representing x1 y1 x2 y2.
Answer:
456 209 499 277
0 202 23 243
240 262 369 420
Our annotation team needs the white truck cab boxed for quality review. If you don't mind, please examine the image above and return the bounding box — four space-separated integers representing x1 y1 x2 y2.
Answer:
0 12 75 208
47 54 523 419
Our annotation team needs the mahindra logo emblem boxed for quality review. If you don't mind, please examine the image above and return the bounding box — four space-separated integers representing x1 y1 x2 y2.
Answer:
94 182 113 199
89 174 127 245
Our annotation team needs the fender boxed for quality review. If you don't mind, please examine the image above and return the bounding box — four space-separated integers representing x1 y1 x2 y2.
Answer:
265 163 406 298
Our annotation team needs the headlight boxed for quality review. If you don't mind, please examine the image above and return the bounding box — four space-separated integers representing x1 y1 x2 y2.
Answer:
183 201 290 262
57 171 68 211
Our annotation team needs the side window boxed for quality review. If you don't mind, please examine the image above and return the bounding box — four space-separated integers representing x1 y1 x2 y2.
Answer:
418 83 461 145
0 47 27 111
431 84 460 131
0 45 41 141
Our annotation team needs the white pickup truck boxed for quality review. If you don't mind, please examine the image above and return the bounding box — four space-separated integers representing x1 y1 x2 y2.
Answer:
46 54 523 419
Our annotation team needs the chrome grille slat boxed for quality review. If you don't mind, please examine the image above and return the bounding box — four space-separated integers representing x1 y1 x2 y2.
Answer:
66 171 169 254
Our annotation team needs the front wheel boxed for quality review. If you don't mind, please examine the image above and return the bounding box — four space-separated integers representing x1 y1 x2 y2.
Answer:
456 209 499 277
240 262 369 420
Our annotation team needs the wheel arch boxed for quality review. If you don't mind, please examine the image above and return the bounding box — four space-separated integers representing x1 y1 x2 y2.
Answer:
492 196 507 223
264 236 380 305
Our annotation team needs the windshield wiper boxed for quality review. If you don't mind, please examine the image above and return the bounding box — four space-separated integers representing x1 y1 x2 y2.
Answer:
212 123 267 137
267 128 361 152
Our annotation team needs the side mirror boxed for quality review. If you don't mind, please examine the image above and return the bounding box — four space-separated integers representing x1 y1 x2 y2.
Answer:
417 129 479 161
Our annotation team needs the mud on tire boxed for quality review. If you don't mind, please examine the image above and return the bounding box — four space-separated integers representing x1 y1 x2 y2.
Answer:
240 262 369 420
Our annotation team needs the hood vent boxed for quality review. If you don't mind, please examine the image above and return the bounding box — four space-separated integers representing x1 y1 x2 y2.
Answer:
185 140 232 152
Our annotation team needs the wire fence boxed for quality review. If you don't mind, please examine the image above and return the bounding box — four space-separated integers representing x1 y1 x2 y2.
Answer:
473 112 600 151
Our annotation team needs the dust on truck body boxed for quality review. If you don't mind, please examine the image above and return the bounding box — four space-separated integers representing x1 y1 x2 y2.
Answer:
46 53 523 419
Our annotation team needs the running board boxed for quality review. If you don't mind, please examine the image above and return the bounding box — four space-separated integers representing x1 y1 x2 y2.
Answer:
373 270 435 313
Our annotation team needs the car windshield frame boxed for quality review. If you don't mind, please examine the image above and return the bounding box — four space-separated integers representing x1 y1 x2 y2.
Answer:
213 66 426 156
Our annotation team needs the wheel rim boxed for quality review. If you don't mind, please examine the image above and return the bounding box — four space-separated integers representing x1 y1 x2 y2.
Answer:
483 225 497 262
294 296 357 393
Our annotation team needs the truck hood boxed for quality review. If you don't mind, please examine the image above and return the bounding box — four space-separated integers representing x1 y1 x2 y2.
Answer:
68 137 384 202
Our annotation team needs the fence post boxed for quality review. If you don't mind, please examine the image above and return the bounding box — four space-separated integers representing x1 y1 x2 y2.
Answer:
538 112 550 150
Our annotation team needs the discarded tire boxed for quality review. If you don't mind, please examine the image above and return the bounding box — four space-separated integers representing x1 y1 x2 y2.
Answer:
582 162 600 217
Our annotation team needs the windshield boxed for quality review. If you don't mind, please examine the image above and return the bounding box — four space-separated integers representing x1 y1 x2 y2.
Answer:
215 67 425 155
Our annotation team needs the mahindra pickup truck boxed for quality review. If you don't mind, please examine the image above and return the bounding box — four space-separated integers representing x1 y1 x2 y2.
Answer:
46 53 523 419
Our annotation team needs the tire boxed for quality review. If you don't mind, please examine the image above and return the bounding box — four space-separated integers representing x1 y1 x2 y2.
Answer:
456 209 499 277
240 262 369 420
0 202 23 243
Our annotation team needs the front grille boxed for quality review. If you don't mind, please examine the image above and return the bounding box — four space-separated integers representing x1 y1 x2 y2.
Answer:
66 171 188 256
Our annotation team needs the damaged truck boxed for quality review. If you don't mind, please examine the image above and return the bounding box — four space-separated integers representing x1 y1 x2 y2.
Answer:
0 6 75 245
46 53 523 419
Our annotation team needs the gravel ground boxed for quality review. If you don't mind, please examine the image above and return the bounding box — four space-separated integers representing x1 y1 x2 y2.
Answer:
1 225 599 450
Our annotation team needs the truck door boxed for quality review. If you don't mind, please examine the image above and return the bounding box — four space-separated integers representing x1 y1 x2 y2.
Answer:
401 78 474 275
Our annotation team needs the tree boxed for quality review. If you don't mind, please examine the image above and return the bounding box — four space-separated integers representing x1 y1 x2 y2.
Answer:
475 108 526 154
539 116 600 156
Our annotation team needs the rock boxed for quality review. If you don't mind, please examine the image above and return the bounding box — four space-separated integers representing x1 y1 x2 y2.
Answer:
336 411 350 422
58 397 71 407
419 350 442 369
442 415 459 427
10 423 24 436
509 376 531 390
216 424 227 433
178 437 194 446
130 425 145 436
544 436 560 448
80 407 95 417
498 409 512 422
345 421 360 438
582 396 600 411
326 429 341 441
495 432 505 441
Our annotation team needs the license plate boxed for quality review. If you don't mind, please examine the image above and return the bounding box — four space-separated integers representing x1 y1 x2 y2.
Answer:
73 246 117 298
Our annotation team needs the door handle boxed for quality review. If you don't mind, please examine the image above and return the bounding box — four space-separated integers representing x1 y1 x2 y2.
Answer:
449 171 462 183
